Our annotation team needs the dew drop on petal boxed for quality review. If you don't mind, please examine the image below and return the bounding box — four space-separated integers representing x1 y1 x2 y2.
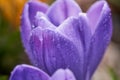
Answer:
32 25 35 29
91 37 95 43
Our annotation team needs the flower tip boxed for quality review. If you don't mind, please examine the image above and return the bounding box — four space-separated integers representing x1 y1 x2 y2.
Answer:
9 64 25 80
78 13 88 23
51 69 76 80
11 64 28 73
102 0 111 11
65 69 76 80
35 11 47 21
96 0 110 10
79 13 87 18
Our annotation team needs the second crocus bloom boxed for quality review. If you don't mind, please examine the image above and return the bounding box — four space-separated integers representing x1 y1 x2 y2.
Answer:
9 64 76 80
20 0 112 80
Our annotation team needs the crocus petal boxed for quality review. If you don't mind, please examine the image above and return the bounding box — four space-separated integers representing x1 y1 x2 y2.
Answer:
57 13 91 56
86 1 112 78
28 0 48 25
57 13 91 80
50 69 76 80
9 64 50 80
46 0 81 26
30 27 80 75
20 3 31 54
87 0 109 34
29 14 91 80
21 1 48 55
29 14 56 67
29 27 82 80
33 12 56 29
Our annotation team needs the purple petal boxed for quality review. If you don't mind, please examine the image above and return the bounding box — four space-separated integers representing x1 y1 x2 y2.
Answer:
28 0 48 25
87 0 108 34
50 69 76 80
9 64 50 80
86 1 112 78
29 14 91 80
57 13 91 79
33 12 56 29
27 16 56 69
20 3 31 54
46 0 81 26
29 27 80 73
29 28 81 80
21 1 48 57
57 13 91 54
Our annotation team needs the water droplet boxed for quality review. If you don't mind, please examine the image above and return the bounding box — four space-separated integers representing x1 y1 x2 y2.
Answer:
67 65 70 68
108 14 111 19
104 24 107 28
30 33 33 37
37 18 45 27
52 38 55 42
103 18 107 25
80 26 83 31
52 56 56 62
105 18 108 22
78 20 83 31
70 45 74 49
39 38 43 42
69 53 73 57
91 37 95 43
56 37 60 41
109 13 111 16
34 60 39 67
65 42 68 46
32 25 35 28
51 54 56 62
34 12 47 28
76 59 80 64
35 12 44 19
57 44 60 48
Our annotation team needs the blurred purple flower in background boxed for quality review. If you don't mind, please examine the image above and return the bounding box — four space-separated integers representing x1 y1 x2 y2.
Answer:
10 0 112 80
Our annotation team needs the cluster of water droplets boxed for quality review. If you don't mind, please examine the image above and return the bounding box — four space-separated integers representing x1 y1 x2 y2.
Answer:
103 11 112 45
78 18 84 32
31 11 47 29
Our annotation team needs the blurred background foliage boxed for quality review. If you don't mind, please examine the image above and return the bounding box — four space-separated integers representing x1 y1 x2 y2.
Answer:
0 0 54 79
0 0 120 80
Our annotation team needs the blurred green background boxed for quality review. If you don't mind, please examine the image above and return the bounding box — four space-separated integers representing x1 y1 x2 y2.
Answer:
0 0 120 80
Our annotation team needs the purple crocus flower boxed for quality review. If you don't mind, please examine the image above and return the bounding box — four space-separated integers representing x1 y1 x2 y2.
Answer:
13 0 112 80
10 64 76 80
